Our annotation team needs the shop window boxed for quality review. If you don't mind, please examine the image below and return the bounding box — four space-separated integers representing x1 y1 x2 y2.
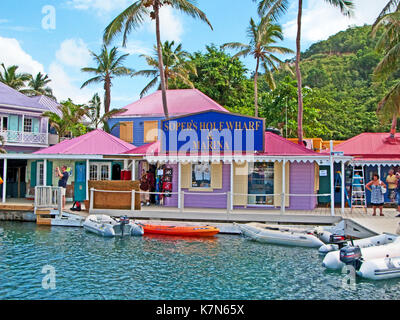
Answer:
191 163 211 188
89 162 111 181
248 162 274 205
143 121 158 143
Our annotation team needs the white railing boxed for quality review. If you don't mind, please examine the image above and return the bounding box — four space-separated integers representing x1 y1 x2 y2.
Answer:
0 130 48 145
34 186 62 216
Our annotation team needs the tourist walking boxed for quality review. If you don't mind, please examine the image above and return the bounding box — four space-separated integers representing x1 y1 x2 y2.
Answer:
366 173 386 216
139 169 150 206
386 169 398 203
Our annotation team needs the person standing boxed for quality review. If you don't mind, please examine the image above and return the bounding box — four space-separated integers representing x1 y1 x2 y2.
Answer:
139 169 150 206
366 173 386 216
386 169 398 203
56 165 69 209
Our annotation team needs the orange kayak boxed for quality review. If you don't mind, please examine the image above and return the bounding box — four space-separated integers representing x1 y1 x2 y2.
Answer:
140 224 219 237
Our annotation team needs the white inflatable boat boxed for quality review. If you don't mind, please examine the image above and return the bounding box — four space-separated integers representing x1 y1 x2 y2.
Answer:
322 237 400 270
319 234 397 254
83 215 144 237
236 223 324 248
358 256 400 280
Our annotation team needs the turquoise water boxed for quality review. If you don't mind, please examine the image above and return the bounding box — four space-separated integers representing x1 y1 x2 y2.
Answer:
0 221 400 300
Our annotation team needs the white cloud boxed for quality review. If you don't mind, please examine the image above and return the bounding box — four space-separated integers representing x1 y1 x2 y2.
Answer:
0 36 44 75
145 6 184 42
66 0 130 13
55 38 91 68
283 0 387 42
120 40 152 56
48 62 98 104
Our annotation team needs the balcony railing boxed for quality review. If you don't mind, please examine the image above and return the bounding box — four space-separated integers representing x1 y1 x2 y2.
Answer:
0 130 48 145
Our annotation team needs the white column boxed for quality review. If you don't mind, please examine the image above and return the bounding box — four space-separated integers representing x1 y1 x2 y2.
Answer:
43 159 47 187
2 158 7 203
178 162 182 209
341 160 345 214
230 161 234 211
378 165 381 180
330 140 335 216
86 159 89 200
281 159 286 214
131 160 135 180
21 115 24 143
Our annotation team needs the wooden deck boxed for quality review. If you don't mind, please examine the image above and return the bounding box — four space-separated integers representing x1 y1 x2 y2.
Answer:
0 199 399 236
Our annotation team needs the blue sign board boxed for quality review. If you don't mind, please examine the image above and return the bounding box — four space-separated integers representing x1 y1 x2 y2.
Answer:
161 110 265 152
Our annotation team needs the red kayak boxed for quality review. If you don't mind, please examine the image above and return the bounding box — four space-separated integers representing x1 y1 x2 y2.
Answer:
139 224 220 237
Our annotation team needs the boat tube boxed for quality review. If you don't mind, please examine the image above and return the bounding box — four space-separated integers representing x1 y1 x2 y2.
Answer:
322 237 400 270
83 215 144 237
236 223 324 248
319 234 397 254
358 256 400 280
139 224 219 237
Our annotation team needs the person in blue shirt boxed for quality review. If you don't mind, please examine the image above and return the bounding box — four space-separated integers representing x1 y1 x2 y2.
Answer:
56 166 69 209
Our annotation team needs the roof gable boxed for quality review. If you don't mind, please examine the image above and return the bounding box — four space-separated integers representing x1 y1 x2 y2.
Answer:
34 129 136 155
117 89 228 117
0 82 47 111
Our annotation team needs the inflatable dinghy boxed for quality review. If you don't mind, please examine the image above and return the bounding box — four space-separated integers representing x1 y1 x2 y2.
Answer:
319 234 397 254
357 256 400 280
83 215 143 237
322 237 400 270
236 223 324 248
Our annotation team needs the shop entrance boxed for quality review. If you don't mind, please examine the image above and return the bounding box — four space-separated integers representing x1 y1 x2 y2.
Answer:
247 162 274 205
0 159 27 199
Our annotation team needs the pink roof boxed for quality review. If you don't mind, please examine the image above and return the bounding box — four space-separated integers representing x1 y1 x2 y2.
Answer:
117 89 229 117
124 132 321 156
335 133 400 158
34 129 136 155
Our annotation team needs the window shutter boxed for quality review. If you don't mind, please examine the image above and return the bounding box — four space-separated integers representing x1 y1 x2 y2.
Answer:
233 161 248 206
143 121 158 143
8 115 19 131
32 118 39 133
46 161 53 186
30 161 37 187
211 162 222 189
181 163 191 189
314 163 319 192
119 121 133 143
273 161 290 207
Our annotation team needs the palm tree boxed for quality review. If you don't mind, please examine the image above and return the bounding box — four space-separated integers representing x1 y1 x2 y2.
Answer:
20 72 55 98
373 4 400 137
103 0 213 119
0 63 31 91
255 0 354 144
81 45 133 114
86 93 126 130
222 17 293 117
43 99 89 142
134 40 197 98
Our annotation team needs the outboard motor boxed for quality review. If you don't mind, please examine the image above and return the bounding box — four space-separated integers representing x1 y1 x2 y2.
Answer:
329 234 348 249
119 216 130 236
339 246 362 270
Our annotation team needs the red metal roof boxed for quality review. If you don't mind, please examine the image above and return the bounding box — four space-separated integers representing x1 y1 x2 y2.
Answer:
335 132 400 158
124 132 322 156
116 89 229 117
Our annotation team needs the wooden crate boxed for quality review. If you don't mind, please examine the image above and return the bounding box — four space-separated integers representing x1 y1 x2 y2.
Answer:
88 180 140 210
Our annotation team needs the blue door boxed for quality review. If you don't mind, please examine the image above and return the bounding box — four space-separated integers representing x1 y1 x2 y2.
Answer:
74 161 86 201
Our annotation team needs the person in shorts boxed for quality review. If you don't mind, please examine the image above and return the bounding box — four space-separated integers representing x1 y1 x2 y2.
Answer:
386 169 398 203
56 166 69 209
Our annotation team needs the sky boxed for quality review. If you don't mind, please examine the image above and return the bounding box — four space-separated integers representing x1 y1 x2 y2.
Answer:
0 0 387 110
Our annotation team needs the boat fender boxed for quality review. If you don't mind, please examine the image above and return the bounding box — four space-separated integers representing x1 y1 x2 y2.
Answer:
339 246 362 270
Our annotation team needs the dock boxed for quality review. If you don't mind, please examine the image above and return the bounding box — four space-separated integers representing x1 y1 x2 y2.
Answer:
0 199 399 237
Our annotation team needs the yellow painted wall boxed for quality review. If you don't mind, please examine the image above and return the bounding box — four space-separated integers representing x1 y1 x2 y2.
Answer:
233 161 248 206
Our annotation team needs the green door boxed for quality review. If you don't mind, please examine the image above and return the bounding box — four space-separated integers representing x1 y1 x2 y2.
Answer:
318 165 331 204
74 161 86 201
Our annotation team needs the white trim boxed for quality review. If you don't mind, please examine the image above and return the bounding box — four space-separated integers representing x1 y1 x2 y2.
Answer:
2 159 6 203
0 103 47 113
178 162 182 209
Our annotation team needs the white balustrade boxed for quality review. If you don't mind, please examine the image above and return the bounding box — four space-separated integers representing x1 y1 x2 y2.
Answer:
0 130 48 145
